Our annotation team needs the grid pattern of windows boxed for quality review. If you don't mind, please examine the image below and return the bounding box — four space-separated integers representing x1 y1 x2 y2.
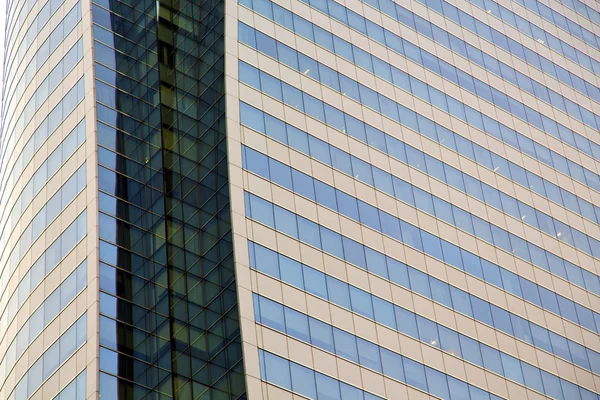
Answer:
231 0 600 395
92 0 246 396
237 64 600 295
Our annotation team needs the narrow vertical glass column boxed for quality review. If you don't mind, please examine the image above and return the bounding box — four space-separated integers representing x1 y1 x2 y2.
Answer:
93 0 246 397
156 0 246 397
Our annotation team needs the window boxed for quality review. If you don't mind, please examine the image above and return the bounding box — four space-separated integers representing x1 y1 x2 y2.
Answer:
327 276 351 309
264 351 291 389
285 308 310 343
357 338 382 372
303 266 327 299
290 363 316 398
333 328 358 363
403 357 427 391
349 286 374 319
309 318 335 353
426 367 449 399
315 373 341 400
259 297 285 333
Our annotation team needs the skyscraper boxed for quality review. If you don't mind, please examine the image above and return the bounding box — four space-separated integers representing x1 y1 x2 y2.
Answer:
3 0 600 397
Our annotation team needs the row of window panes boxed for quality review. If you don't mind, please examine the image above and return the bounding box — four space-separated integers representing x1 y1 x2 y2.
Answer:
4 0 61 68
242 19 600 262
255 293 507 400
5 118 85 249
0 164 86 312
253 268 594 399
3 37 83 181
0 21 83 217
98 372 172 400
297 0 600 179
7 313 87 400
245 0 600 170
98 190 164 236
245 196 600 376
96 122 162 185
16 162 87 257
4 0 43 47
250 230 600 399
99 283 169 334
259 349 383 400
4 0 59 53
483 0 600 52
91 5 161 58
553 0 600 26
415 0 600 94
99 288 175 395
0 209 87 352
238 69 600 295
238 24 600 240
99 263 169 322
2 1 81 143
0 3 81 211
2 0 66 97
0 108 84 295
238 114 600 302
98 347 172 397
237 6 600 229
0 118 85 292
241 1 600 199
0 78 85 292
98 313 170 365
243 145 600 336
2 3 83 169
0 261 86 391
458 0 600 72
98 210 166 261
52 369 86 400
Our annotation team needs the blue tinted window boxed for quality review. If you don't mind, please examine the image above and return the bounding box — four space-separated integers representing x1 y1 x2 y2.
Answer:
350 286 374 319
264 351 291 388
259 296 285 332
303 265 327 298
403 357 428 391
395 307 418 338
279 254 304 288
426 367 450 399
316 373 341 399
327 275 351 309
309 318 335 353
381 347 404 381
290 363 317 398
357 338 382 372
285 307 310 342
333 328 358 363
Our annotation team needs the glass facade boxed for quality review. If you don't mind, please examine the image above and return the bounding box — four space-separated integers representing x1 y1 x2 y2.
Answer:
93 0 245 397
3 0 600 396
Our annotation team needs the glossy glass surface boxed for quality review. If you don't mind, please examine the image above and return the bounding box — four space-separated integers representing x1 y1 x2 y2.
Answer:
246 195 600 378
92 0 246 396
8 313 87 400
256 293 521 399
238 24 600 262
238 74 600 297
243 0 600 168
0 211 86 346
243 145 600 335
0 261 86 390
239 0 600 224
553 0 600 25
52 369 86 400
258 349 385 399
